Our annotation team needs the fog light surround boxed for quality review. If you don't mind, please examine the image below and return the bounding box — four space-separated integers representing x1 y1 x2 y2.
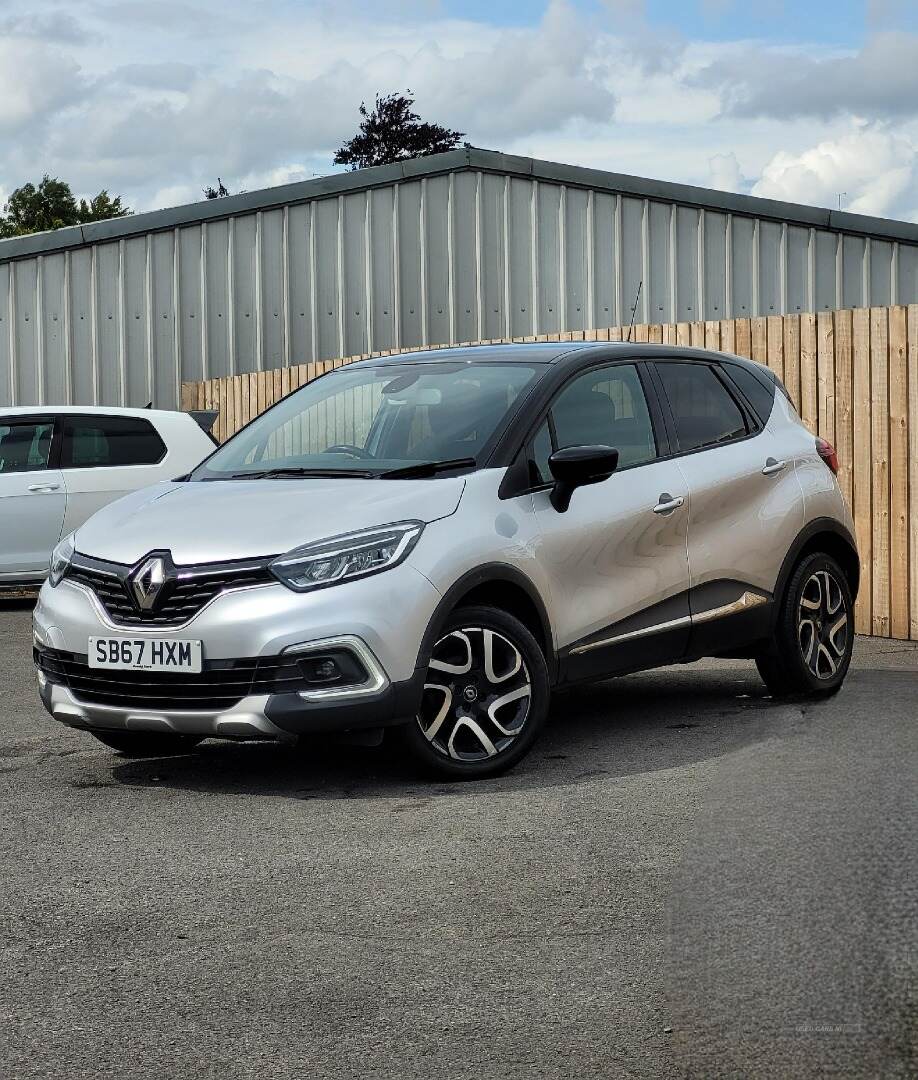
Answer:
283 635 388 701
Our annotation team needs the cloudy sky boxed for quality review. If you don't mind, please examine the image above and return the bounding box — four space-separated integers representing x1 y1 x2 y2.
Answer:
1 0 917 221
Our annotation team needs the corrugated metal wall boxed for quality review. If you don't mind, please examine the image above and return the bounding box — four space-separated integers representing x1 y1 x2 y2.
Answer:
3 168 918 409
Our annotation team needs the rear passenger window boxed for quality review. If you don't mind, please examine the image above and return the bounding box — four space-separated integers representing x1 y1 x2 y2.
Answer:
655 363 748 452
722 363 776 423
62 416 166 468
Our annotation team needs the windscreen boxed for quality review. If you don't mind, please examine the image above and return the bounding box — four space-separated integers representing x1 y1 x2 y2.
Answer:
193 362 541 478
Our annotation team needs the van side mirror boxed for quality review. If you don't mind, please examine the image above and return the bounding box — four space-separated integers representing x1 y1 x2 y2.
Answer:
548 445 619 512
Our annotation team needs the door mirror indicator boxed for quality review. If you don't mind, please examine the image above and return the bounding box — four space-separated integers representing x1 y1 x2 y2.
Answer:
548 445 619 512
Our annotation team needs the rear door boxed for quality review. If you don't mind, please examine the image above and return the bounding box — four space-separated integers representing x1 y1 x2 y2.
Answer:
60 414 168 534
650 359 804 654
0 417 66 580
529 361 692 681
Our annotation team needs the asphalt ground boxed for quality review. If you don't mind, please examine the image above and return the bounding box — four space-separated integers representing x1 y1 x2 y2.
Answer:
1 598 915 1079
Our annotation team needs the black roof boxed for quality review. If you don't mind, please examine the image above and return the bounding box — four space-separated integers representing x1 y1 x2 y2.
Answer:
353 339 775 380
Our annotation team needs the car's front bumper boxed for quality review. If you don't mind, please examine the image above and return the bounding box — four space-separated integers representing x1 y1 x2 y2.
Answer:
36 668 424 741
33 561 442 740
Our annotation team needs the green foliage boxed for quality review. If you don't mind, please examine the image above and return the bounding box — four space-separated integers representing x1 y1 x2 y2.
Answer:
334 91 465 171
0 175 131 239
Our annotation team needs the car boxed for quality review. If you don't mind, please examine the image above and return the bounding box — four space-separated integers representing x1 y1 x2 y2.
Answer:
0 406 217 588
32 342 858 779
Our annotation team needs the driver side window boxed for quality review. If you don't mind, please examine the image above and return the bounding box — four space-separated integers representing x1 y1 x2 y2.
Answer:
527 364 658 482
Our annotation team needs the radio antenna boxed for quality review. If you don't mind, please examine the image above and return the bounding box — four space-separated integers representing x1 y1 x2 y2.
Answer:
626 281 642 342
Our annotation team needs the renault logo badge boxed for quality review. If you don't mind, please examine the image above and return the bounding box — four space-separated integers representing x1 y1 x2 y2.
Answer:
130 556 167 611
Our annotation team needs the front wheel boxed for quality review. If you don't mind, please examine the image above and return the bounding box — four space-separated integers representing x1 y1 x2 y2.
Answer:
756 552 854 697
90 731 203 757
395 605 550 779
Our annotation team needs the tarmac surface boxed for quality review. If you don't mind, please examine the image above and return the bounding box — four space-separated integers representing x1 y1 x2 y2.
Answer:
1 598 915 1079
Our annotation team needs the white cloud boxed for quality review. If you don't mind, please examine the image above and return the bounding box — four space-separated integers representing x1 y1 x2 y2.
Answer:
708 151 744 193
752 124 918 221
0 0 916 227
696 32 918 121
0 39 84 135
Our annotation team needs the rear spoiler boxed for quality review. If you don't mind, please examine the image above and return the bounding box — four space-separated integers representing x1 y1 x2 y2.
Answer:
189 410 219 441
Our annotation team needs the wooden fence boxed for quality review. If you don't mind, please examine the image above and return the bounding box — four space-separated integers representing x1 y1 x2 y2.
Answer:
182 304 918 642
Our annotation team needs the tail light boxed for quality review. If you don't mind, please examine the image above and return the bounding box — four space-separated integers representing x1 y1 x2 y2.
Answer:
815 437 839 475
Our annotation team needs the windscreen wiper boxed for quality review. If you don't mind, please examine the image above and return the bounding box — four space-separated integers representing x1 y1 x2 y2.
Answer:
379 457 478 479
215 466 379 480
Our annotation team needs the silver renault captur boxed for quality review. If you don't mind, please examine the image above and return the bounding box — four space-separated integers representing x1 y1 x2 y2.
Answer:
34 341 859 778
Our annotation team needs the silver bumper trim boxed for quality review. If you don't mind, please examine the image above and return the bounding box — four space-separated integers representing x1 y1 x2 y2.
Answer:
44 683 296 742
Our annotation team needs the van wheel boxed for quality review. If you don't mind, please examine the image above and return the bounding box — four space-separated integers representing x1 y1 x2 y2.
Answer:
756 552 854 697
396 605 550 779
90 731 203 757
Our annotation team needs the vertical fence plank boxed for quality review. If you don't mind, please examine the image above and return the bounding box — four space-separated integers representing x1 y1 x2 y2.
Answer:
870 306 890 637
908 305 918 640
751 317 767 365
834 309 854 511
799 311 812 432
734 318 752 359
704 321 720 350
889 305 909 641
224 373 235 443
815 311 835 446
720 320 735 354
852 306 872 634
676 322 691 347
782 314 801 412
766 316 784 383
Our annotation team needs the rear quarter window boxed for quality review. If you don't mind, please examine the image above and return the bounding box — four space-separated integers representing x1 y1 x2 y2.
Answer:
722 363 778 423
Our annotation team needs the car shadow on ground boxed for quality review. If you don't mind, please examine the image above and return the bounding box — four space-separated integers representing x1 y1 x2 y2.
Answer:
0 596 38 611
108 664 794 800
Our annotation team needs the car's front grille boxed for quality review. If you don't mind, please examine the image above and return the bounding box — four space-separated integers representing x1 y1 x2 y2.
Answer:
36 647 312 711
66 557 275 627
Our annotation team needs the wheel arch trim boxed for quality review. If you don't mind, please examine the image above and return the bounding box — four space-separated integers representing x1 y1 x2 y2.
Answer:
414 564 558 685
773 518 860 619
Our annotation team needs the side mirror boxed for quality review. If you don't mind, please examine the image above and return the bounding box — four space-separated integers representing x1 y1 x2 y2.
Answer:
548 445 619 512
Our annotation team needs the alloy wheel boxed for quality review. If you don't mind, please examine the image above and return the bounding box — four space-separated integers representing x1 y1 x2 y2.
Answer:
418 627 532 761
797 569 849 680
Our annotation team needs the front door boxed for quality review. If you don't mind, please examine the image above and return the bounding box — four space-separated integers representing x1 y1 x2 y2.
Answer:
0 418 66 581
529 362 691 682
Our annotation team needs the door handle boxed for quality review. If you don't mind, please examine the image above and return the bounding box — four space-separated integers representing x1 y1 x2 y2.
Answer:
28 483 61 492
652 493 685 514
762 458 787 476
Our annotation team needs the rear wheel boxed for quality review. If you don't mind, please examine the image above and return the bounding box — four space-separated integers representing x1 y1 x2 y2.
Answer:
90 731 203 757
756 552 854 697
396 605 550 779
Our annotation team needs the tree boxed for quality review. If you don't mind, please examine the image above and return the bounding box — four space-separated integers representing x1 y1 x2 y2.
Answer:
203 178 230 200
334 91 464 171
78 190 131 223
0 175 130 238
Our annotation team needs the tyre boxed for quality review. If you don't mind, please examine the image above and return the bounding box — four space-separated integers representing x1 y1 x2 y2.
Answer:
395 604 550 779
756 552 854 697
90 731 203 757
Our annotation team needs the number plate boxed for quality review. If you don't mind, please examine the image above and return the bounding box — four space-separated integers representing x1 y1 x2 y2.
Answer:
89 637 203 673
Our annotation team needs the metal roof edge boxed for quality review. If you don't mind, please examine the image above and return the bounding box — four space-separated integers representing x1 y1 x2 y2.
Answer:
2 144 916 263
463 148 918 244
0 148 473 263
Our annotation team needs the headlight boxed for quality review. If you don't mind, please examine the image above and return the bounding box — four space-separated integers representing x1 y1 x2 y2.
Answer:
48 534 75 588
270 521 424 593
